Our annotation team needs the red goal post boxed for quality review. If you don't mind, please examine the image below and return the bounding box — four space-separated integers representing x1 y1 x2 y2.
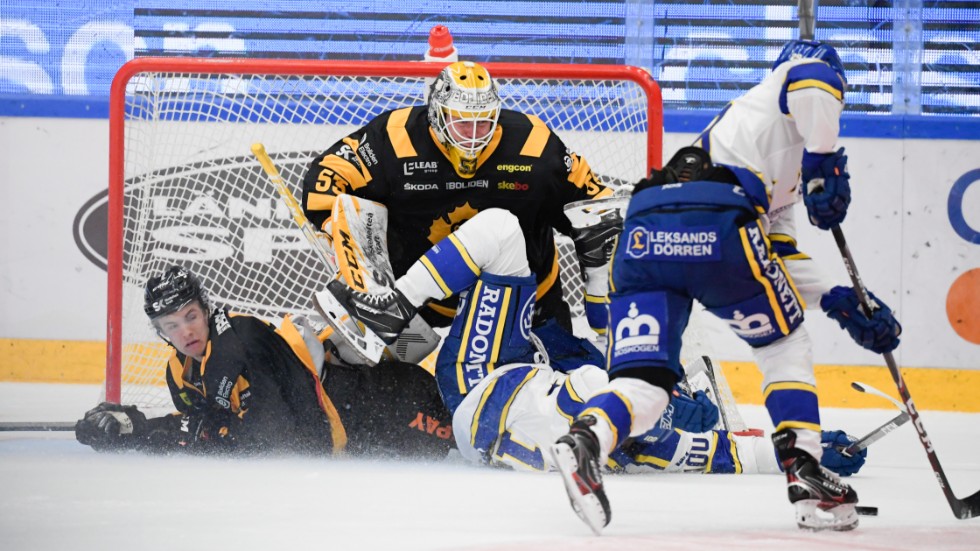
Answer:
107 57 663 407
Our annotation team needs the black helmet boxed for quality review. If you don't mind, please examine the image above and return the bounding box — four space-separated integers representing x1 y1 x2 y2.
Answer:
143 265 208 320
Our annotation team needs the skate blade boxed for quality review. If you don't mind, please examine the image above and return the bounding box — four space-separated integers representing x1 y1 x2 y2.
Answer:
312 285 388 365
551 443 608 536
795 500 859 532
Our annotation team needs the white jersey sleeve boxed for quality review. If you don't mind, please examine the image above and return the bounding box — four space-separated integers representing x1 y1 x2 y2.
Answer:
694 58 846 228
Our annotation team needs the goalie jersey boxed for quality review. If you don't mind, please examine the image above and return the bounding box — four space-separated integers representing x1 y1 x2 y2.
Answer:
302 106 611 325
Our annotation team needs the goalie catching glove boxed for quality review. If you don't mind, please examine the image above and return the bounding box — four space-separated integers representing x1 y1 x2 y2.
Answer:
821 285 902 354
802 148 851 230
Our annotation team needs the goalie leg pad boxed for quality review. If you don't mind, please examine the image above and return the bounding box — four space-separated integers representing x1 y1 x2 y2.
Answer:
331 194 395 292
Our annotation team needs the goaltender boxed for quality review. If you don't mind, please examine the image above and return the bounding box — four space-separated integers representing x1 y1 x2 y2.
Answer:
302 60 613 338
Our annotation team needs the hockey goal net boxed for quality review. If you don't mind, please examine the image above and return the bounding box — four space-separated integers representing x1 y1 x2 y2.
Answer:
107 58 663 410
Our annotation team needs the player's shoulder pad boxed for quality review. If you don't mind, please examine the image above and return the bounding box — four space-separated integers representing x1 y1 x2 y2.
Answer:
779 60 845 114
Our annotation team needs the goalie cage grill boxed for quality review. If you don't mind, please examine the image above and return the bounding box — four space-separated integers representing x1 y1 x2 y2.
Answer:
107 58 675 410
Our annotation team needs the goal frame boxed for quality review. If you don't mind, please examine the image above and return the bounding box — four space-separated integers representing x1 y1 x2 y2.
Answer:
106 57 664 403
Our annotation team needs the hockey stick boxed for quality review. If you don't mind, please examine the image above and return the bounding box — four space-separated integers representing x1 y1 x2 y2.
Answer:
841 381 910 456
250 144 437 365
0 421 75 431
250 143 337 274
831 226 980 519
250 143 387 364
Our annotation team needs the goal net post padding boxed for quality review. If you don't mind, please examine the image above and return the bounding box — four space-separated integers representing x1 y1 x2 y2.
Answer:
108 57 668 409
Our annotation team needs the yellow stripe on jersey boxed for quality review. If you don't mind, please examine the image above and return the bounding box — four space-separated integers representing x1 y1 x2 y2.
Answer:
633 453 671 469
704 430 720 473
470 374 500 447
447 234 481 276
420 256 453 298
519 114 551 158
776 420 823 433
388 107 418 158
788 78 844 102
487 286 513 370
317 154 370 192
495 370 536 443
763 381 817 401
457 281 484 394
729 433 744 474
737 223 790 335
774 254 806 309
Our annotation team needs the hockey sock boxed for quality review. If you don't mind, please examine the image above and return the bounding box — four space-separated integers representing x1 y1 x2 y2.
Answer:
396 209 531 308
579 378 670 461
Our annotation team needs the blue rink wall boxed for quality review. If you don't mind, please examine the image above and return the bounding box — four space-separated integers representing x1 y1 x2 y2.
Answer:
1 2 979 400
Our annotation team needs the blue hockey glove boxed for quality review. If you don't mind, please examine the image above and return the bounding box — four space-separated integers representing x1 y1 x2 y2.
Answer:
821 285 902 354
665 387 720 433
820 429 867 477
802 148 851 230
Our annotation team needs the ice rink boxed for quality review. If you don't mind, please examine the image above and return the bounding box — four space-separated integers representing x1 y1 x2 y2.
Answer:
1 382 978 551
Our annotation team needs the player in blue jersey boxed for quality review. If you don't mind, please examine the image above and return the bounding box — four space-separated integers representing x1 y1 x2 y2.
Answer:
338 203 865 479
550 146 898 534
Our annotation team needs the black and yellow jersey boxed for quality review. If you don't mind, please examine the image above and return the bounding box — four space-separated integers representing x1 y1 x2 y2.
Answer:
302 106 611 325
163 308 346 454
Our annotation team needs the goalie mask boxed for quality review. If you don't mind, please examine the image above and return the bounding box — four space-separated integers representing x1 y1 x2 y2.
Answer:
143 265 209 321
428 61 501 178
772 39 847 84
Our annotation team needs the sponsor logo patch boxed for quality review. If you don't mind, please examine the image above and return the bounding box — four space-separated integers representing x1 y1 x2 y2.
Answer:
626 225 720 262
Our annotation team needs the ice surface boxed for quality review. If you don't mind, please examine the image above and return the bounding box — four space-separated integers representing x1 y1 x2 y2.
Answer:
1 382 978 550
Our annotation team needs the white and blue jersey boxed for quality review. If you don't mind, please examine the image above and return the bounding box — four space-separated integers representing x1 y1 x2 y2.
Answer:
696 57 845 225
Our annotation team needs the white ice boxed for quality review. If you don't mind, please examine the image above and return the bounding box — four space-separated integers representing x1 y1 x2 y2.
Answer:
1 382 978 551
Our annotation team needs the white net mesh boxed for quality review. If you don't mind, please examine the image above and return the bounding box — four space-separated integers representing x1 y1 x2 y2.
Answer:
112 61 657 409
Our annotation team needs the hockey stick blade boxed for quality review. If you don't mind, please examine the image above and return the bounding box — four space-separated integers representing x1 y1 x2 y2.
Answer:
851 381 906 412
832 226 980 520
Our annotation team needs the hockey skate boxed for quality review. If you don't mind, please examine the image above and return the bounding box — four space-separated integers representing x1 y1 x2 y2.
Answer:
551 416 611 535
314 277 416 352
772 429 859 531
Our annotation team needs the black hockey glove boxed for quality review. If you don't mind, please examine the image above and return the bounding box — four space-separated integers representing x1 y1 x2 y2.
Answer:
570 212 623 268
802 148 852 230
821 285 902 354
75 402 148 452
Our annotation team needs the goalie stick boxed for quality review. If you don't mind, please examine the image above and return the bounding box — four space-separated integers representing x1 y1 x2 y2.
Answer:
250 143 384 364
250 144 437 365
